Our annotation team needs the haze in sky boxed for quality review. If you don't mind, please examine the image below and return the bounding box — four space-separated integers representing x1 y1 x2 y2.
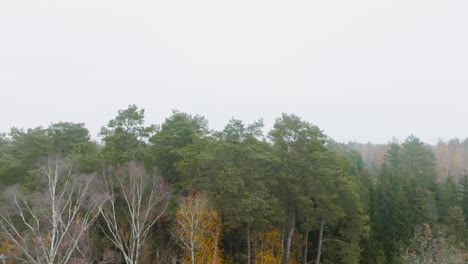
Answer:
1 0 467 143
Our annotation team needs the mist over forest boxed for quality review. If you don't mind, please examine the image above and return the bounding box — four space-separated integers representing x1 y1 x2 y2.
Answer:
349 139 468 182
2 0 468 262
0 105 467 264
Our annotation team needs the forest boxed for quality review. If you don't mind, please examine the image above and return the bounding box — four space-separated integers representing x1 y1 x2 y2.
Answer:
0 104 467 264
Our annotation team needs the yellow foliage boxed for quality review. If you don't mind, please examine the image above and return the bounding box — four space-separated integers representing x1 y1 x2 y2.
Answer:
253 228 302 264
0 238 15 264
289 234 303 264
173 192 224 264
193 211 223 264
0 238 14 254
254 229 283 264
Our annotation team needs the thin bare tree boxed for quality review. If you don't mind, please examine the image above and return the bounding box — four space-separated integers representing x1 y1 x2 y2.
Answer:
172 191 223 264
98 162 171 264
0 159 102 264
172 192 209 264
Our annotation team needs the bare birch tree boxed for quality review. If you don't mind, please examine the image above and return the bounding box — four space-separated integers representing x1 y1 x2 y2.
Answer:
0 159 101 264
98 162 170 264
172 192 223 264
400 224 462 264
172 192 209 264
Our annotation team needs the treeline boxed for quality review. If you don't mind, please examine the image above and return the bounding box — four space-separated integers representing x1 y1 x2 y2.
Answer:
0 105 467 263
349 139 468 181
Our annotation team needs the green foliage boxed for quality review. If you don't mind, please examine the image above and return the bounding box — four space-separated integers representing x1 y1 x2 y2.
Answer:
177 118 278 227
438 176 461 224
175 118 279 263
47 122 100 173
374 164 409 262
9 127 50 166
0 123 96 187
324 176 368 263
443 206 466 245
268 113 327 219
268 114 367 264
149 110 208 184
1 107 467 263
370 136 467 263
459 173 468 223
68 141 101 173
400 135 437 186
47 122 91 155
99 104 155 165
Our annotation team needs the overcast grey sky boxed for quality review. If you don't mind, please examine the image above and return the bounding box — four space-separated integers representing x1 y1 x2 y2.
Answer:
1 0 467 143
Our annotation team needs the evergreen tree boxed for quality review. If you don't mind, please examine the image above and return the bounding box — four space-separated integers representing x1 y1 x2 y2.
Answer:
459 172 468 223
269 114 366 264
400 135 437 186
149 110 208 185
438 176 461 224
177 119 278 263
99 105 155 165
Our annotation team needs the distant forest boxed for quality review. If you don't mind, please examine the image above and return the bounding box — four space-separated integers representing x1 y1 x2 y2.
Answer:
0 105 467 264
350 139 468 181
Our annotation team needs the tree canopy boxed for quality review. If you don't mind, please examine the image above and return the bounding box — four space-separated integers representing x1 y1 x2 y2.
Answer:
0 106 466 264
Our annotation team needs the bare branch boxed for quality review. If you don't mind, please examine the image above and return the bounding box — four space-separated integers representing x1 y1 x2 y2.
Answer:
97 162 171 264
0 158 103 264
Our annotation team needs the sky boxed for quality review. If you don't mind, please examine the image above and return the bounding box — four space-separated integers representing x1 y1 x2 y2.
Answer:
1 0 468 144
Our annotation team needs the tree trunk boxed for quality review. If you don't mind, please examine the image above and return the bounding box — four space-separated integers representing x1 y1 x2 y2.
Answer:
283 209 295 264
191 247 195 264
190 232 195 264
247 226 251 264
211 220 222 264
303 229 308 264
315 217 324 264
135 237 141 264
